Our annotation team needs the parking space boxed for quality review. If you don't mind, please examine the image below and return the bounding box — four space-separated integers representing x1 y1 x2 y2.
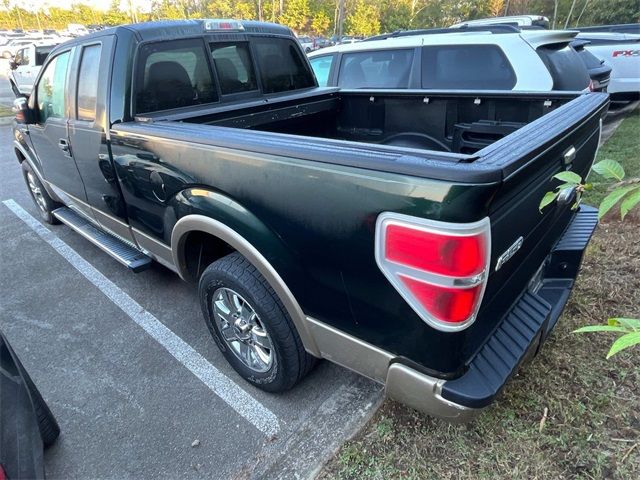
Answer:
0 124 382 478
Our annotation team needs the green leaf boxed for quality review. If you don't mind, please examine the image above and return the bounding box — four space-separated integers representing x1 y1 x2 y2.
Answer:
573 325 629 333
609 317 640 331
539 191 558 212
620 186 640 220
553 171 582 184
592 159 625 181
606 331 640 359
555 182 574 191
598 186 637 219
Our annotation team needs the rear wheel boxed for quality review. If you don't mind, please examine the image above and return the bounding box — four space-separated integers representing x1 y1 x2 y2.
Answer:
21 161 61 224
199 252 316 392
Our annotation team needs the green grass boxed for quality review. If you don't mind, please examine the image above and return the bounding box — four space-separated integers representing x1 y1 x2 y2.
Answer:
319 110 640 480
585 111 640 206
0 104 12 117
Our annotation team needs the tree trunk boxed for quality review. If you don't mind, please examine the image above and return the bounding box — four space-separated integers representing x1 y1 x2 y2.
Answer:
575 0 591 27
564 0 578 29
552 0 558 29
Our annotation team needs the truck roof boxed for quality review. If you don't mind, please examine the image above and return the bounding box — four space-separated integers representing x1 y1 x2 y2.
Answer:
54 19 293 46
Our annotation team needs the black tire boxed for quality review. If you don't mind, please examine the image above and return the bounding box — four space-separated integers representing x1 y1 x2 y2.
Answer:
20 362 61 448
21 161 61 224
199 252 316 392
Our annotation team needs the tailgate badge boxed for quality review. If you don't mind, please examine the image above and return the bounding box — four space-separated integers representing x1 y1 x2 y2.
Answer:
563 146 576 167
495 236 524 271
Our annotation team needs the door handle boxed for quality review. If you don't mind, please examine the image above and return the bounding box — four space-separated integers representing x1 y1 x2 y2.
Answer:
58 139 71 155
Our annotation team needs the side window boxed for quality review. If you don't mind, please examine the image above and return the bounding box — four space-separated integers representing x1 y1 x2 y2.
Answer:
210 43 258 95
36 51 71 123
135 39 218 114
76 44 101 122
421 45 516 90
253 37 316 94
35 47 54 66
338 49 414 88
21 48 30 65
309 55 334 86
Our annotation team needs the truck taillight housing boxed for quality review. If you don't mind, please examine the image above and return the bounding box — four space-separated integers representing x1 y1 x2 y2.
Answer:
375 212 491 332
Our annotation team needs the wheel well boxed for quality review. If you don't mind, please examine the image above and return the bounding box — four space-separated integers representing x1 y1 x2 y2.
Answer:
182 230 236 281
15 148 26 164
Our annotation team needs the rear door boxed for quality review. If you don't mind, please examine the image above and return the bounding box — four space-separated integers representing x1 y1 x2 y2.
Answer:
66 36 134 241
28 47 90 213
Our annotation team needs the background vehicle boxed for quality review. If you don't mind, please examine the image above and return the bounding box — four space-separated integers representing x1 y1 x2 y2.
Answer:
1 37 58 58
309 27 590 91
66 23 89 37
8 43 59 95
570 39 612 92
578 23 640 35
13 19 607 420
575 31 640 99
0 330 60 479
297 35 315 52
451 14 550 29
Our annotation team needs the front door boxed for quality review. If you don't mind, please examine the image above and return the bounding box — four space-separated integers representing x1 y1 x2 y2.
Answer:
28 48 90 215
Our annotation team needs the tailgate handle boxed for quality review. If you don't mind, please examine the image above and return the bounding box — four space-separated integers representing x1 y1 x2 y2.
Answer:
563 146 576 166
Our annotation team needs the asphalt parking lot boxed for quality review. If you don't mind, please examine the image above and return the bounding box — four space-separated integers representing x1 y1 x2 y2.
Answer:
0 122 382 478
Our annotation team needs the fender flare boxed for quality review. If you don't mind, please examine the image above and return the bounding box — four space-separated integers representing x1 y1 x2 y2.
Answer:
170 214 320 356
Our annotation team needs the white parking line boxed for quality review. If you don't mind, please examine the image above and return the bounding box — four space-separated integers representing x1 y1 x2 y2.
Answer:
3 199 280 436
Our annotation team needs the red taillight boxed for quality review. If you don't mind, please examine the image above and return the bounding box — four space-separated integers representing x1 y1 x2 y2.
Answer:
386 224 486 277
375 213 491 331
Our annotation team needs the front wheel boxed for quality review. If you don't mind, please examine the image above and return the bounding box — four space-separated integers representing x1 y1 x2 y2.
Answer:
21 161 61 224
199 252 316 392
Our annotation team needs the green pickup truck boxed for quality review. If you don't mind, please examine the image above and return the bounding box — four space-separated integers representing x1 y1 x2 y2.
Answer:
12 19 607 420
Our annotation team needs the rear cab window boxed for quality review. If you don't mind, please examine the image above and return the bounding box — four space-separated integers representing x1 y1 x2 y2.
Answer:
338 49 414 88
252 37 315 94
421 45 516 89
210 42 257 95
536 44 590 90
135 39 219 114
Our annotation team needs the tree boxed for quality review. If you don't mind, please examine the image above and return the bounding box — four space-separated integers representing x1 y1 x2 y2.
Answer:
279 0 311 32
488 0 505 16
310 10 331 34
345 0 380 36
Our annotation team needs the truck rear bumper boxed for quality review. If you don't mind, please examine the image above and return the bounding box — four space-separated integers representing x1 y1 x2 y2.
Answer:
385 205 598 419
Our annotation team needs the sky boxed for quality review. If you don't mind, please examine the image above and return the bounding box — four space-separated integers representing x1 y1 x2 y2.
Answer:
7 1 153 12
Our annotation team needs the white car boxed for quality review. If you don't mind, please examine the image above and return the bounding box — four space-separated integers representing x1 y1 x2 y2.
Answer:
297 36 315 53
1 36 58 58
7 43 58 95
309 27 590 93
576 32 640 99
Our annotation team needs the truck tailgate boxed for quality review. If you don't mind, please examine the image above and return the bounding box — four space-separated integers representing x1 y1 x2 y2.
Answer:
466 92 609 356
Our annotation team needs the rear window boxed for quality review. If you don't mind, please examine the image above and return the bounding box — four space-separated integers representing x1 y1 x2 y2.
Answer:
135 39 218 114
210 42 258 95
536 44 590 90
421 45 516 90
253 37 315 94
338 49 413 88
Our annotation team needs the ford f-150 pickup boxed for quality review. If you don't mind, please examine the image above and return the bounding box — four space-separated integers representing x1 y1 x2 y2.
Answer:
12 19 608 420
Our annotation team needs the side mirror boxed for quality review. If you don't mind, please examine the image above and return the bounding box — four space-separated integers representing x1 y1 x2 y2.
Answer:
2 51 13 59
8 60 18 70
13 96 35 124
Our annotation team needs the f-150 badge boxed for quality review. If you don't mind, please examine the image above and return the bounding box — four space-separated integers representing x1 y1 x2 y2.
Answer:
495 236 524 271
